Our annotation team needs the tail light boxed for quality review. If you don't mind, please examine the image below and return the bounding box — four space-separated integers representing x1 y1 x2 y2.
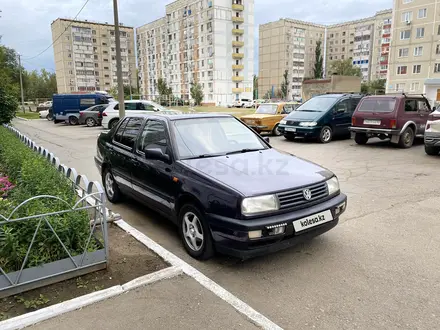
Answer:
102 112 107 116
351 117 356 126
79 112 83 117
98 113 102 118
390 119 397 129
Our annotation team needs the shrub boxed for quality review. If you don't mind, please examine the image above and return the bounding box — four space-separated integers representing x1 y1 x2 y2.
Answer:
0 85 18 125
0 127 97 273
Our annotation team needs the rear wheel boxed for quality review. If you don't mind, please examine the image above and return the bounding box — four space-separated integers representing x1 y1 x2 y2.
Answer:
284 134 295 141
86 117 97 127
68 116 79 125
272 124 282 136
319 126 333 143
398 127 414 148
425 145 440 156
354 133 368 145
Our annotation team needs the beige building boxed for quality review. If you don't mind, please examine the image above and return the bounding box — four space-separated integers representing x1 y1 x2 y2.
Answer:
51 18 136 94
387 0 440 104
259 10 392 100
137 0 255 105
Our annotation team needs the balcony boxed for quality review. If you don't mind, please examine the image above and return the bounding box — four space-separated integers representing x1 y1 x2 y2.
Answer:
232 17 244 23
232 76 244 81
232 88 244 93
232 4 244 11
232 53 244 59
232 41 244 47
232 64 244 70
232 29 244 35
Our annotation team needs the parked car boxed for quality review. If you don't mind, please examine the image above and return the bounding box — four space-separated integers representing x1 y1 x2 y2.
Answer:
278 93 364 143
424 108 440 155
240 102 299 135
79 104 110 127
233 98 253 108
101 100 175 129
39 108 52 120
350 94 432 148
95 113 347 260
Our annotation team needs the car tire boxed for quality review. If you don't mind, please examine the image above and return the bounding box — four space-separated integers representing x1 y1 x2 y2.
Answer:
46 114 53 121
179 204 214 260
86 117 97 127
354 133 368 145
398 127 414 148
272 124 282 136
284 134 295 141
319 126 333 143
68 116 79 125
108 118 119 130
425 145 440 156
103 168 122 203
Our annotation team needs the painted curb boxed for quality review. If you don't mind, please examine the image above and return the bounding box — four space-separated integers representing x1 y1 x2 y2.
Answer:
121 266 182 291
115 220 283 330
15 117 29 122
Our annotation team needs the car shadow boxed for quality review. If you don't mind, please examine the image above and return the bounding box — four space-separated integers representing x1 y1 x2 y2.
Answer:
358 137 424 148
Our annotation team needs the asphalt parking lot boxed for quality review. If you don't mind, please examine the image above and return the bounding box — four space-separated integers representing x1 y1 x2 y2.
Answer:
13 119 440 329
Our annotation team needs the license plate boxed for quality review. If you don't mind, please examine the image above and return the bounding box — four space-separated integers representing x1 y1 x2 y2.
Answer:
293 210 333 232
363 119 381 125
285 127 296 132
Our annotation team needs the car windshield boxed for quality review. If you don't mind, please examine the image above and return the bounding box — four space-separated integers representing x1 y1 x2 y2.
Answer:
256 104 278 114
358 98 396 112
172 117 267 159
294 97 338 112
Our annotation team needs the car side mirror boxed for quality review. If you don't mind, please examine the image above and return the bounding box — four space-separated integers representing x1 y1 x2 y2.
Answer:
144 148 170 162
263 137 270 143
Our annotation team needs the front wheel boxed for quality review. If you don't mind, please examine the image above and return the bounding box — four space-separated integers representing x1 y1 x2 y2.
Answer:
179 204 214 260
319 126 333 143
103 168 122 203
425 145 440 156
354 133 368 145
398 127 414 148
272 124 282 136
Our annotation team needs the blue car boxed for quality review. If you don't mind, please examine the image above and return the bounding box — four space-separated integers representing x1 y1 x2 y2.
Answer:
277 93 364 143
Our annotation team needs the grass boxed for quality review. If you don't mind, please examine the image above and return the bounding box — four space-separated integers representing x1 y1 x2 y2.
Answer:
15 112 40 120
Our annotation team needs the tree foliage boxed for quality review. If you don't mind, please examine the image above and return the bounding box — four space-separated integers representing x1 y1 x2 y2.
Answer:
0 85 18 124
190 82 204 105
23 69 57 100
313 41 323 79
156 78 172 99
361 79 386 94
280 70 289 99
108 85 133 99
329 59 362 77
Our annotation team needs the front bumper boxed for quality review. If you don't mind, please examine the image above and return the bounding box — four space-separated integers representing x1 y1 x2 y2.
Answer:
248 125 269 132
349 126 400 135
277 125 321 138
424 132 440 146
207 193 347 259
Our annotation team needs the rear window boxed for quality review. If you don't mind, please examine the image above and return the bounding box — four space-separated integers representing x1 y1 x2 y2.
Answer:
357 99 396 113
256 104 278 114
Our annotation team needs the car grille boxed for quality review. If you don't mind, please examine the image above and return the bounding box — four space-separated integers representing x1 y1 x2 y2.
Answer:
286 120 300 126
277 182 329 210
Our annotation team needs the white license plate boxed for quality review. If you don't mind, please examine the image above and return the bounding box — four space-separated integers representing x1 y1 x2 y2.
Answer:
285 127 296 132
293 210 333 232
363 119 381 125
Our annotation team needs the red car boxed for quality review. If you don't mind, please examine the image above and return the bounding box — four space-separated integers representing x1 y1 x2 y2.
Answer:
350 94 433 148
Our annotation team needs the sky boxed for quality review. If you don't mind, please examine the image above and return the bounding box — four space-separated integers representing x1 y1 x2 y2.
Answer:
0 0 392 74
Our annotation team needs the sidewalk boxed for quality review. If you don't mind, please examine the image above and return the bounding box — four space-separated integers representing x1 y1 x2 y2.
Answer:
30 275 258 330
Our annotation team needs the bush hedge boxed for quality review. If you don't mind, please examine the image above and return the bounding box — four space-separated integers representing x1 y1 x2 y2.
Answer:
0 126 97 273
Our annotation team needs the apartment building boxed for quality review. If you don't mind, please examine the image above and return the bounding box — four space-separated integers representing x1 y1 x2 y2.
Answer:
51 18 136 94
259 10 392 100
387 0 440 103
137 0 254 105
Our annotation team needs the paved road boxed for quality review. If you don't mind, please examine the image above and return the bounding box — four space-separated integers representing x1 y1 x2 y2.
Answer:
14 119 440 329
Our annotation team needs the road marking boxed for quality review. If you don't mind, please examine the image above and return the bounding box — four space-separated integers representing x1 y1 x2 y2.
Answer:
115 220 283 330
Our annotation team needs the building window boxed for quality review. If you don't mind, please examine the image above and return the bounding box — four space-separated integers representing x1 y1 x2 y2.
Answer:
398 48 409 57
416 27 425 38
413 64 421 73
94 63 98 67
93 38 96 43
397 66 407 75
401 11 412 22
400 30 411 40
395 83 405 91
436 45 440 55
403 0 413 3
341 55 345 59
414 46 423 56
102 42 107 46
418 8 427 19
434 63 440 73
410 82 420 91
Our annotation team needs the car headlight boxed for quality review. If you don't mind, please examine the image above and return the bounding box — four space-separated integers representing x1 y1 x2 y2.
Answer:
241 194 279 215
280 120 287 125
326 176 340 195
299 121 317 127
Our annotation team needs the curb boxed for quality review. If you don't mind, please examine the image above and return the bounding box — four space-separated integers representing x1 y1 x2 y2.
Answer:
15 117 29 121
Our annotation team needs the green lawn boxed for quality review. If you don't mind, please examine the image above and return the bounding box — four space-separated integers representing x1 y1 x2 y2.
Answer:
15 111 40 120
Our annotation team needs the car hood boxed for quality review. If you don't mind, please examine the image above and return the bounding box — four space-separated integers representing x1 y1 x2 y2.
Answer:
180 149 333 196
285 111 322 121
240 114 277 120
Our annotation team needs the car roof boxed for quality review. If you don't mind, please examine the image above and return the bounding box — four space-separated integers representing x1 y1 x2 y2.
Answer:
124 113 233 121
362 94 426 99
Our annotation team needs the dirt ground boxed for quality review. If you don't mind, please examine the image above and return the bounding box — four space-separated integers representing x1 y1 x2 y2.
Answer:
0 224 168 321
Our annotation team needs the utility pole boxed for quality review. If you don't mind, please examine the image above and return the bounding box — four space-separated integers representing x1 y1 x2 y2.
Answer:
113 0 125 118
18 54 25 113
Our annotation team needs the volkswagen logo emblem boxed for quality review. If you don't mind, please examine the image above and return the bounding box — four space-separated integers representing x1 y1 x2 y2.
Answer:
303 189 312 200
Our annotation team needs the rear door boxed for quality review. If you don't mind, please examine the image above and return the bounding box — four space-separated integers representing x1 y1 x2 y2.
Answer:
332 98 352 135
401 99 422 133
109 118 131 193
416 99 432 134
354 97 398 129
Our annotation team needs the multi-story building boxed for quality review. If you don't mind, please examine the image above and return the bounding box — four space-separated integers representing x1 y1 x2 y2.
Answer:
137 0 254 105
51 18 136 94
387 0 440 103
259 10 392 99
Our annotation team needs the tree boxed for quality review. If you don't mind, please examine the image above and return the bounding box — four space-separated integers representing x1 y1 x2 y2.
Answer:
253 75 258 99
190 82 204 105
108 84 132 99
0 84 18 124
329 59 362 77
361 79 386 94
156 78 172 99
280 70 288 99
313 41 323 79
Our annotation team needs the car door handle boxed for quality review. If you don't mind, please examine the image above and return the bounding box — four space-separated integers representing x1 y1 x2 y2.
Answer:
132 159 141 166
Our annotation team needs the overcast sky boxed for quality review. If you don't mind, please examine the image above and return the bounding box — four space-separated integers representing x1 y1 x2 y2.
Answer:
0 0 391 73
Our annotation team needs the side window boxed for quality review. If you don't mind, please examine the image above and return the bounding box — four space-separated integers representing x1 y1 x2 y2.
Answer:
113 118 129 143
404 100 417 112
335 99 350 114
138 120 169 154
417 100 430 112
119 117 143 148
351 98 362 112
282 105 293 114
114 104 119 110
143 103 156 111
125 102 138 110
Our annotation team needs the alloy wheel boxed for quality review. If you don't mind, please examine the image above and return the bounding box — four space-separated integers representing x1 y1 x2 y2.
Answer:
182 212 204 251
321 127 332 142
86 118 95 127
105 172 114 199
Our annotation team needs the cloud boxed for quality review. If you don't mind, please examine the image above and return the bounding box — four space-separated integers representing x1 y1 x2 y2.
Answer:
0 0 391 74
